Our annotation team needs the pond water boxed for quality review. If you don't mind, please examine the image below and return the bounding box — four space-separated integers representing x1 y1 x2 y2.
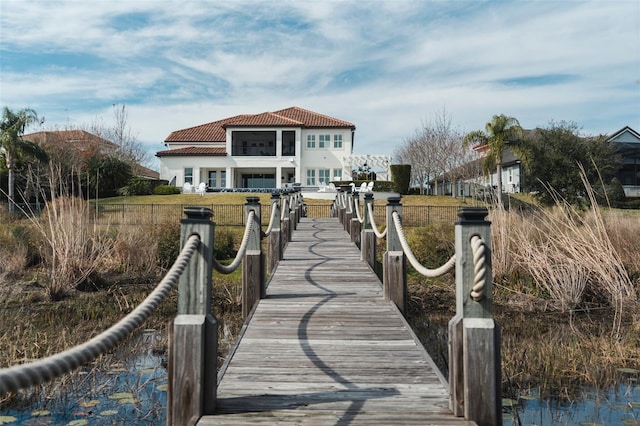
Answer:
2 329 640 425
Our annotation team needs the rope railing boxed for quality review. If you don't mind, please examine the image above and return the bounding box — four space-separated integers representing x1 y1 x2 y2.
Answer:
212 210 255 274
367 202 387 238
280 197 289 221
261 202 279 237
470 235 487 301
0 234 201 396
353 196 364 223
392 211 455 278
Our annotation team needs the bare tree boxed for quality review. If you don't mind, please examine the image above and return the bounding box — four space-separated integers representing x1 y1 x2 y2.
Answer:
87 104 149 168
395 109 466 195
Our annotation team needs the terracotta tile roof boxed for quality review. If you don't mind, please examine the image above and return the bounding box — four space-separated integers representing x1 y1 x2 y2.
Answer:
164 115 250 142
24 130 118 150
273 107 355 129
164 107 355 142
156 146 227 157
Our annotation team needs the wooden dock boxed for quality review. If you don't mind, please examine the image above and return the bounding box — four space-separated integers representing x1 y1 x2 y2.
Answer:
199 218 474 425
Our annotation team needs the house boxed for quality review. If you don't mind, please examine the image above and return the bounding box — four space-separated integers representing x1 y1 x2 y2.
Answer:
607 126 640 197
433 126 640 198
156 107 356 190
23 130 160 180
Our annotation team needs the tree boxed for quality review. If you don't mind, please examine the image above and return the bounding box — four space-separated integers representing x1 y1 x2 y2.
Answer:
394 109 465 195
85 154 132 198
463 114 524 207
0 107 48 210
525 121 620 206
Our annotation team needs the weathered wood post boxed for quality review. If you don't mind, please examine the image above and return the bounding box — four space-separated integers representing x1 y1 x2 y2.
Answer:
338 185 349 227
350 191 361 248
268 192 282 275
361 192 376 269
281 191 291 248
383 197 407 315
242 197 264 319
169 206 217 425
448 207 501 425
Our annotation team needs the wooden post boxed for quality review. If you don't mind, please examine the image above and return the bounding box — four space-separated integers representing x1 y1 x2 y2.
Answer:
361 193 376 269
290 190 298 230
344 190 353 235
383 197 407 315
268 192 282 275
281 191 291 248
338 185 349 227
350 192 361 248
169 207 217 425
242 197 264 319
448 207 501 425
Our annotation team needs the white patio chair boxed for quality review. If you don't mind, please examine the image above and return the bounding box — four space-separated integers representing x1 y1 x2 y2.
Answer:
195 182 207 196
182 182 193 193
366 181 374 192
359 182 368 193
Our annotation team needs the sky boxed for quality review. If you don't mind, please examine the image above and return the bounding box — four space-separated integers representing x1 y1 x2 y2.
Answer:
1 0 639 170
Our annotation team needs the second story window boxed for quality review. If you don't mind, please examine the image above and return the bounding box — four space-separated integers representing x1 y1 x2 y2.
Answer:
334 134 343 149
306 134 316 148
319 134 330 148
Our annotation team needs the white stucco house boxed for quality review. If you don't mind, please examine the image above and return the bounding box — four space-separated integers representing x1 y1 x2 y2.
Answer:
156 107 356 190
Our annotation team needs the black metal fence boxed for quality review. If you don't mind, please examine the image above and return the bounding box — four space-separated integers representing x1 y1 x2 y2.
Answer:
2 201 462 228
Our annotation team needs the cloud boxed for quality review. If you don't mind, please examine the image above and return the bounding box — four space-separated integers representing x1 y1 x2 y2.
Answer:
1 0 638 164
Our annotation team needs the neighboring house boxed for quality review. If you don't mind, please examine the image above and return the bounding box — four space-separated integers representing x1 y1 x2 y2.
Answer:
433 126 640 197
156 106 356 190
23 130 159 180
607 126 640 197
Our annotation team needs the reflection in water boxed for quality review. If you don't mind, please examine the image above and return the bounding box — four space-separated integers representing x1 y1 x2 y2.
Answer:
409 309 640 425
0 329 168 425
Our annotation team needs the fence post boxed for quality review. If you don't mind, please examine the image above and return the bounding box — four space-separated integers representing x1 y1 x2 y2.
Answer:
169 206 217 425
361 193 376 269
344 189 354 234
268 192 282 275
350 191 361 248
243 197 264 319
448 207 501 425
383 197 407 315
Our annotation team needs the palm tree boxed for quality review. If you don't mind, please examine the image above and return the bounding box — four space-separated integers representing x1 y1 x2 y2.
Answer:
463 114 524 207
0 107 48 211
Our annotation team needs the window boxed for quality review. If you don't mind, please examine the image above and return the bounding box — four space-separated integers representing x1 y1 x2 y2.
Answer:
306 134 316 148
306 169 316 186
333 134 343 149
220 170 226 188
333 168 342 180
231 131 276 156
319 169 330 184
184 167 193 184
208 171 217 188
319 134 330 148
282 131 295 156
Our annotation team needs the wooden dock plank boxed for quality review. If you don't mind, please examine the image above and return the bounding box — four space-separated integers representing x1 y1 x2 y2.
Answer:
199 218 473 425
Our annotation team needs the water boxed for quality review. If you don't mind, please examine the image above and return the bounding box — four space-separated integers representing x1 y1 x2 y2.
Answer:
0 330 167 425
2 329 640 425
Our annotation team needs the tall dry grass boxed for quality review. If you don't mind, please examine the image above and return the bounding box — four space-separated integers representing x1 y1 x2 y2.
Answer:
490 179 637 337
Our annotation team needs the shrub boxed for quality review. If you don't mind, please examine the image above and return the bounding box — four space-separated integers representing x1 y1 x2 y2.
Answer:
119 176 152 196
405 224 454 271
390 164 411 195
154 185 181 195
157 222 180 270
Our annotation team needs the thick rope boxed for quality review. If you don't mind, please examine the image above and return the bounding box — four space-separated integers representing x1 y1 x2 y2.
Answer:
262 202 279 237
212 210 255 274
0 234 201 396
354 197 364 223
392 211 455 277
346 195 353 214
470 235 487 301
280 197 289 221
366 202 387 238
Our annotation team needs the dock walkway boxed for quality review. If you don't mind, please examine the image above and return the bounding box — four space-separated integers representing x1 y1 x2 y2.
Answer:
199 218 474 425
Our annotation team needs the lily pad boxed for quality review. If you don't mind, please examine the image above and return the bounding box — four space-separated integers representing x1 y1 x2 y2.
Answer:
519 394 538 401
618 368 639 374
117 398 137 405
31 410 50 417
502 398 517 407
108 392 134 400
78 400 100 408
0 416 17 425
99 410 118 416
157 384 168 392
67 420 88 426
